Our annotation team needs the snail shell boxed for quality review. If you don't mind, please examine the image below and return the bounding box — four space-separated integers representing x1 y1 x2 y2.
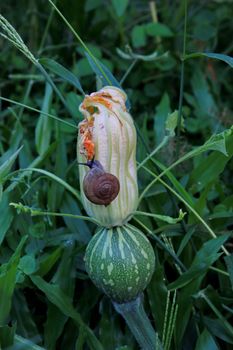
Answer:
83 161 120 206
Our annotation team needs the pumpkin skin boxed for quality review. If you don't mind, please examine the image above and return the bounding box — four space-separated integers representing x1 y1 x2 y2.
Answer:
84 224 155 303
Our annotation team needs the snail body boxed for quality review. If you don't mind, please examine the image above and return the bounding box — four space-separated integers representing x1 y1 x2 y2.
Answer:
85 224 155 303
82 160 120 206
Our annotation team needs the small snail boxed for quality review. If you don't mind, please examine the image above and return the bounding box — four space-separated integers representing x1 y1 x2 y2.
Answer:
78 160 120 206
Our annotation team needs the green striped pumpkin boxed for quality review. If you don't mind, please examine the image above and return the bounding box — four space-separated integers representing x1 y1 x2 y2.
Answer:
84 224 155 303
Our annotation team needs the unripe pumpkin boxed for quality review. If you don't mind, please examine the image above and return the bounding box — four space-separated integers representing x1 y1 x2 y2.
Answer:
84 224 155 303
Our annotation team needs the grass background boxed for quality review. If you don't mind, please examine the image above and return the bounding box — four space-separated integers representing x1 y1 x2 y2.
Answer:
0 0 233 349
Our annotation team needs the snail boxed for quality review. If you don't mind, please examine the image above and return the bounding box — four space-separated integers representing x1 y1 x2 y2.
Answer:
78 159 120 206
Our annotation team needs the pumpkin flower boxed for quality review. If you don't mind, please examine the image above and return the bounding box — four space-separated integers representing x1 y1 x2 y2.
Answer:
77 86 138 227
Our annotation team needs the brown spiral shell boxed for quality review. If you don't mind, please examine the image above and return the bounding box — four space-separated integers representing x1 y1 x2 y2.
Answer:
83 161 120 206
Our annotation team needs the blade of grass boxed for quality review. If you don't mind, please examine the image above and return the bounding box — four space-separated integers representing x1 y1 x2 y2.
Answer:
7 167 81 203
19 2 56 119
199 291 233 335
176 0 188 158
5 143 57 193
14 335 46 350
139 163 230 256
0 146 23 182
0 14 70 113
39 58 85 95
31 275 104 350
131 219 187 272
0 96 77 130
0 236 27 325
120 59 138 85
137 136 170 170
184 52 233 68
138 129 230 205
47 0 111 85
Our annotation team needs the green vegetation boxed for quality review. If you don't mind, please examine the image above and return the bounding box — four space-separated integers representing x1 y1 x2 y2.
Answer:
0 1 233 349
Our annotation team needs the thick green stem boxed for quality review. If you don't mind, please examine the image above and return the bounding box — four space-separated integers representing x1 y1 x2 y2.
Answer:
113 295 163 350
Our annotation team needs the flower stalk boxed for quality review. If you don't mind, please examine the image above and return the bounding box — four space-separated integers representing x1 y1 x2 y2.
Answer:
113 296 163 350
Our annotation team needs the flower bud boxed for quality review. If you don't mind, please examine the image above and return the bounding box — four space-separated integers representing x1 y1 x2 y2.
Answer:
77 86 138 227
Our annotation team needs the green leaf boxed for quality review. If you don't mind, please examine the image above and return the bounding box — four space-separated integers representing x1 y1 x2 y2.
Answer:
147 266 168 337
60 193 91 244
35 83 53 155
177 126 232 170
203 317 233 344
168 234 230 291
185 52 233 68
195 134 226 155
85 53 131 110
168 257 220 291
31 275 104 350
196 289 233 340
203 129 230 156
13 334 46 350
47 127 68 215
146 23 173 37
117 48 168 62
37 247 63 277
0 323 16 348
153 159 195 207
85 53 119 87
0 192 13 246
0 146 23 183
165 110 179 137
29 221 46 239
192 234 230 266
154 93 171 145
177 228 195 257
99 299 123 349
0 235 27 324
175 280 200 346
111 0 128 17
66 92 83 120
30 275 82 323
0 118 24 166
224 254 233 290
85 0 102 11
190 68 217 129
131 25 146 47
195 329 219 350
190 127 233 191
44 245 75 349
12 290 41 344
44 303 68 350
188 183 212 224
39 58 85 94
16 167 81 203
19 255 37 275
75 57 93 78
